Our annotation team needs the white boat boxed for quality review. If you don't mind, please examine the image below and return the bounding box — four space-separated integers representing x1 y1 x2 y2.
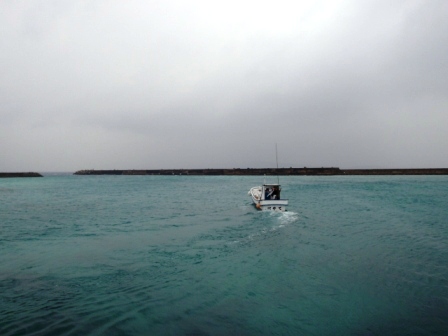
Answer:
248 183 288 211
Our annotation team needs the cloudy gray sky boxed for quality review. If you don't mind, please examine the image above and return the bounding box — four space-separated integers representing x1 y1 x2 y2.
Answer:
1 0 447 171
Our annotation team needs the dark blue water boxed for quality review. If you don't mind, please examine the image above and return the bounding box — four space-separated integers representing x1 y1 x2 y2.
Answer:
1 175 447 335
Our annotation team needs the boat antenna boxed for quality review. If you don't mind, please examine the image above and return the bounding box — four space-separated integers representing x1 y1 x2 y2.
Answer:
276 143 280 185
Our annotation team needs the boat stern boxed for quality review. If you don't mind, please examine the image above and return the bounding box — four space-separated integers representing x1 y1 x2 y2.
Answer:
258 199 288 212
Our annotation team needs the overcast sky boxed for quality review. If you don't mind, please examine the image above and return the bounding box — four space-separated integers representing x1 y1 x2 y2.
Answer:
1 0 447 171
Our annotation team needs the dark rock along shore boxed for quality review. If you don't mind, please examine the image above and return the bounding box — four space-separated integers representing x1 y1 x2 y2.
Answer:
0 172 43 178
2 169 447 178
74 168 448 176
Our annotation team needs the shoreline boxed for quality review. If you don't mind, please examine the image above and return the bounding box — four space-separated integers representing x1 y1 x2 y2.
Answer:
0 172 43 178
73 168 448 176
3 169 447 177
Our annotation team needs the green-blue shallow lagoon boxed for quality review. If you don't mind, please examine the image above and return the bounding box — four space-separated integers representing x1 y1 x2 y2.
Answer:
1 175 447 335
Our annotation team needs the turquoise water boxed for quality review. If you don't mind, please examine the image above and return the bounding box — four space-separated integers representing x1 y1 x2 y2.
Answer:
1 175 447 335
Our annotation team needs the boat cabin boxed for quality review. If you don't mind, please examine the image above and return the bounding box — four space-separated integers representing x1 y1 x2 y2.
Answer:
262 184 282 200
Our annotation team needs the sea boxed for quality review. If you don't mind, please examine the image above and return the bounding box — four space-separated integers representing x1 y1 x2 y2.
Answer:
1 174 447 335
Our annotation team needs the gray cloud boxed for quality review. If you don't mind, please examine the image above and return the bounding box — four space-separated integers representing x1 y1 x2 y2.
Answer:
1 0 447 171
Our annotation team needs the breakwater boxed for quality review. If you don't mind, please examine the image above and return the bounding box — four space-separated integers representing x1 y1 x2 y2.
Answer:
74 168 448 176
0 172 43 178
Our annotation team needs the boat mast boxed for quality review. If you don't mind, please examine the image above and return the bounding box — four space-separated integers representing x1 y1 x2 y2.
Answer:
276 143 279 185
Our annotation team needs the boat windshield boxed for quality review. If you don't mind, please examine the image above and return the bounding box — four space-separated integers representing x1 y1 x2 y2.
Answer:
264 185 281 200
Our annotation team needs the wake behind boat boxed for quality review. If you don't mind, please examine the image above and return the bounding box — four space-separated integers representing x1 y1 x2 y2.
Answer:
249 183 288 212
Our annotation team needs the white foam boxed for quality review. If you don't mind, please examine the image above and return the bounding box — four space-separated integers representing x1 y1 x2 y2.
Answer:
270 211 299 227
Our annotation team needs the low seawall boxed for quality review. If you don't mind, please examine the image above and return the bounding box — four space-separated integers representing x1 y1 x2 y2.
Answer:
341 169 448 175
0 172 43 178
74 168 448 176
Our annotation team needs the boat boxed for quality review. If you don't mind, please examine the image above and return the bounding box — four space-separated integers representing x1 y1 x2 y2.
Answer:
248 144 288 211
248 183 288 211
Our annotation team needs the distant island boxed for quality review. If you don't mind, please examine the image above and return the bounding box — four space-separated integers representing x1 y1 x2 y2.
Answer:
74 168 448 176
0 172 43 178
